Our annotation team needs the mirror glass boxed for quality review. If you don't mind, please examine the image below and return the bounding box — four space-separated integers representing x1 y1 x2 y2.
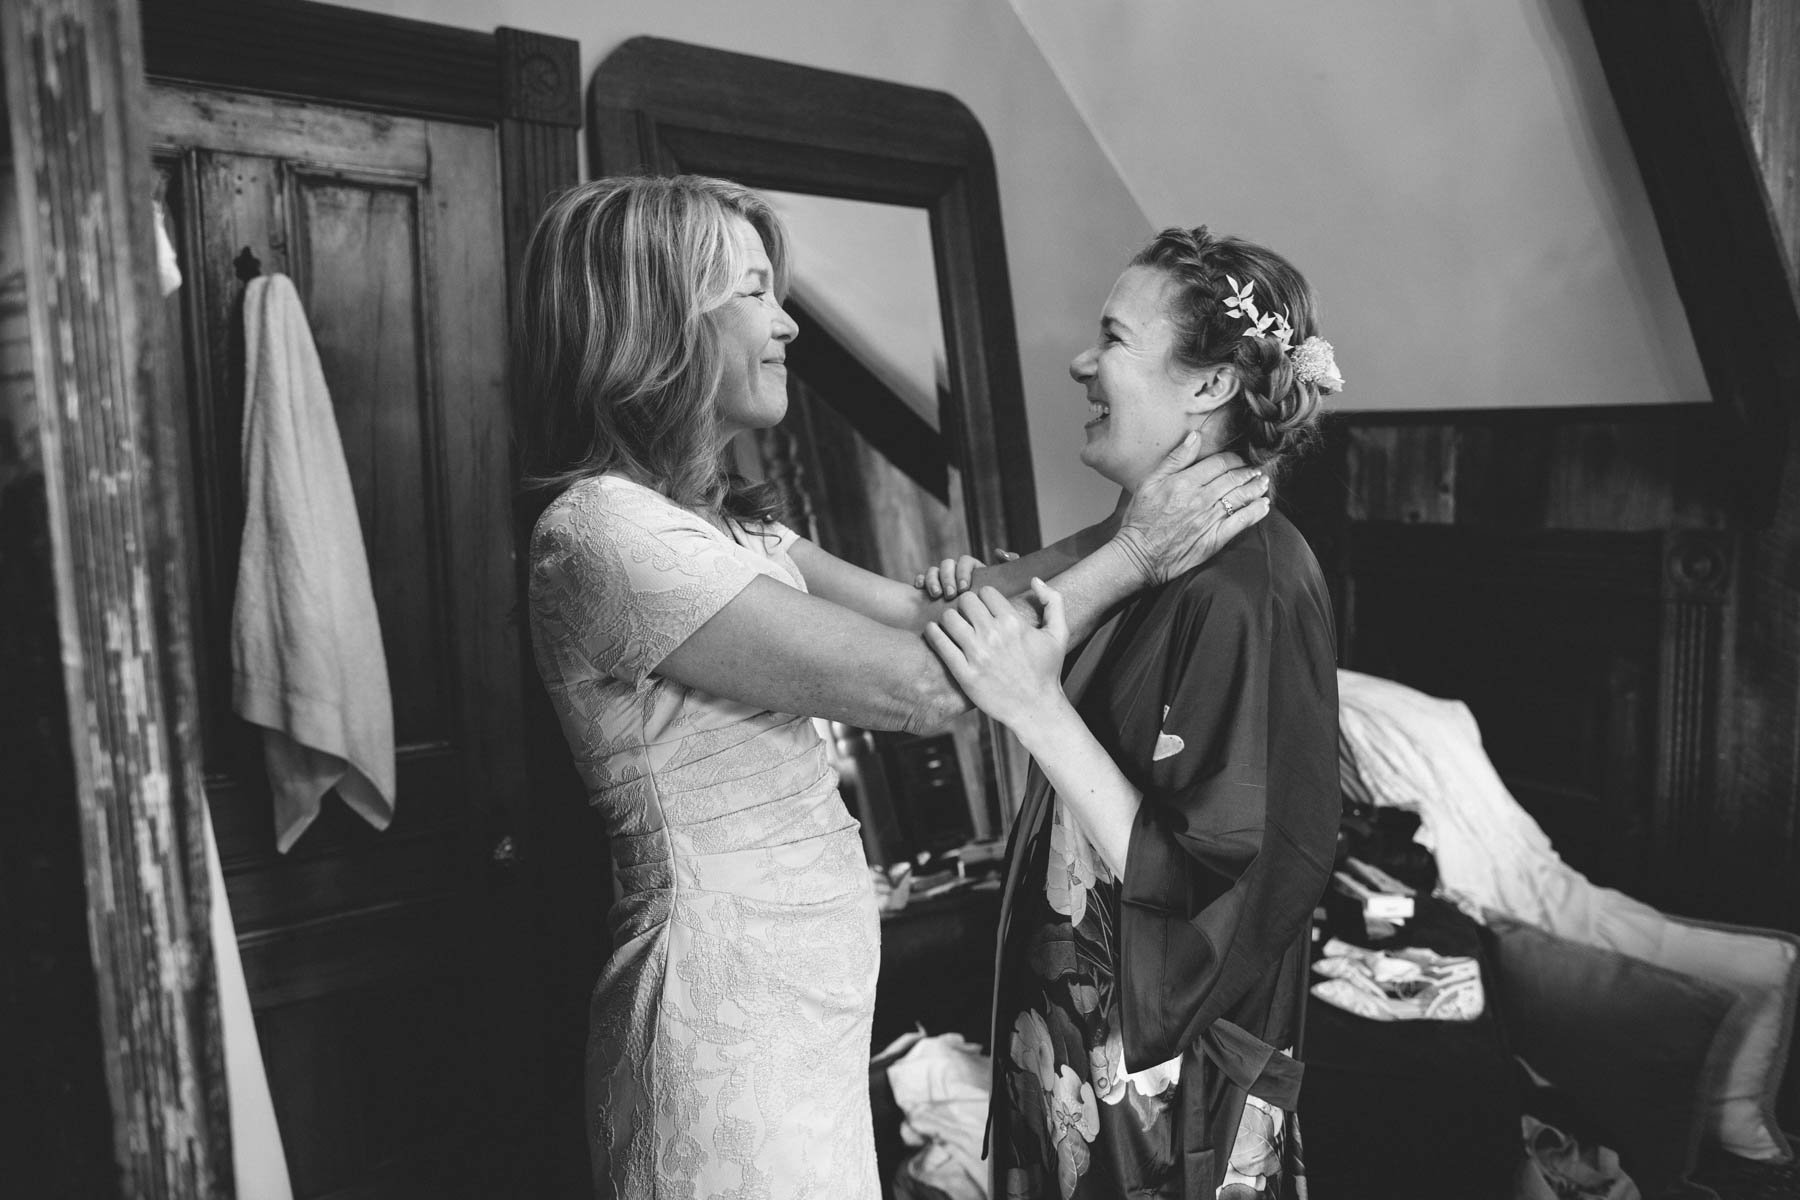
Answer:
731 191 1012 863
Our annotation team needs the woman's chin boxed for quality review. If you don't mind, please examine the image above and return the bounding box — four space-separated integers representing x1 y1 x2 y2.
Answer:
1078 444 1130 490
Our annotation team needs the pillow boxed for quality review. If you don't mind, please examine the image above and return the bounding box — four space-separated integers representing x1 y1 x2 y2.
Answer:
1594 904 1800 1162
1485 913 1738 1199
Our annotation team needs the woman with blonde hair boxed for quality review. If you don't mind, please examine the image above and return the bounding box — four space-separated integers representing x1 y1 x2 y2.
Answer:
926 226 1343 1199
519 176 1272 1199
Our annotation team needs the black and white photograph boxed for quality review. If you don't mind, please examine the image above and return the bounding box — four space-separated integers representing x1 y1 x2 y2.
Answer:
4 2 1798 1198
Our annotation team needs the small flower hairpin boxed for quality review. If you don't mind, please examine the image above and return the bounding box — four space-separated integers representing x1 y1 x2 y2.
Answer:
1223 276 1293 352
1223 276 1344 393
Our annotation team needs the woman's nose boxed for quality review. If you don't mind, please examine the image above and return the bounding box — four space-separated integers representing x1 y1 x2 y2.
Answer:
772 302 799 343
1070 346 1097 382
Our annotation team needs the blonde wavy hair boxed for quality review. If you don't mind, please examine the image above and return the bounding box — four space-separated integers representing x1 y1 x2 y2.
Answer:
519 174 789 521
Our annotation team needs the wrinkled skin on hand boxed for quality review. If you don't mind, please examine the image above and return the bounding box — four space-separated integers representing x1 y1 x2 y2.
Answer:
1113 438 1270 585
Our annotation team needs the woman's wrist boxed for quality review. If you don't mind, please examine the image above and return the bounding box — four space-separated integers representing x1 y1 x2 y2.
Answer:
1104 527 1158 589
1005 692 1085 759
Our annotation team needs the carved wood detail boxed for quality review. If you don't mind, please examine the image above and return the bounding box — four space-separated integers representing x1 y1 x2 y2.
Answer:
498 27 582 128
1654 530 1733 903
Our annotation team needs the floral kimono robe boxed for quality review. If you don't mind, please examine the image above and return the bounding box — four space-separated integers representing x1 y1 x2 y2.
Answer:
989 513 1340 1200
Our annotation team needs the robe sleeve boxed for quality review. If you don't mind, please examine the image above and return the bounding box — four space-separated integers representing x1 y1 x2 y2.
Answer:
1115 567 1339 1082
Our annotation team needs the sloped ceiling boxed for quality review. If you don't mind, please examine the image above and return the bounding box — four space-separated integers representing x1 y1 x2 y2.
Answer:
1011 0 1710 413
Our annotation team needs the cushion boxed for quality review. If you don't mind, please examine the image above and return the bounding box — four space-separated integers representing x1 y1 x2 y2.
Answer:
1486 913 1738 1199
1594 904 1800 1162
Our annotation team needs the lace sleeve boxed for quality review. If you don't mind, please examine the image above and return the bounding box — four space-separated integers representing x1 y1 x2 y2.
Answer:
530 480 765 686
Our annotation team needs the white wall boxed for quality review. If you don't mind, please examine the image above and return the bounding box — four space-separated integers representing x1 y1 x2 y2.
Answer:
1010 0 1711 414
342 0 1144 540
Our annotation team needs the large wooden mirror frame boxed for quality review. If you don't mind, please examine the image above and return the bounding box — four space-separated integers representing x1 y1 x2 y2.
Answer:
589 38 1041 837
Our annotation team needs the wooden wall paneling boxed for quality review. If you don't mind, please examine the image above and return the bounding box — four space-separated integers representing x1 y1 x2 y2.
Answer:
1342 423 1456 524
1721 434 1800 928
3 0 228 1193
1330 407 1731 534
1342 523 1666 894
1442 421 1549 529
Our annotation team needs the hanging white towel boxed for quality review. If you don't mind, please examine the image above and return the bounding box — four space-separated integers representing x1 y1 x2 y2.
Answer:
231 273 395 852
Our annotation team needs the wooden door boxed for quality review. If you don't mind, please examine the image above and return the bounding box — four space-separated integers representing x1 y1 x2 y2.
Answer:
150 83 548 1198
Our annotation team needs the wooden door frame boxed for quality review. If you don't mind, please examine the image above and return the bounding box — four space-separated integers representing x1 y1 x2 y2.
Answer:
3 0 579 1192
139 0 583 370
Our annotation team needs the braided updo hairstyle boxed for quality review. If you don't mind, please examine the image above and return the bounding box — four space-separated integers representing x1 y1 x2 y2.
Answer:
1133 226 1328 475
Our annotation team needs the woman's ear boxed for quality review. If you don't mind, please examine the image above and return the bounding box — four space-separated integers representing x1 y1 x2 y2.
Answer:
1188 364 1240 415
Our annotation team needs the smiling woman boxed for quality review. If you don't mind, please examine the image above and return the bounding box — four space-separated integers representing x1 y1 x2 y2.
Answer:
924 224 1343 1200
713 220 798 438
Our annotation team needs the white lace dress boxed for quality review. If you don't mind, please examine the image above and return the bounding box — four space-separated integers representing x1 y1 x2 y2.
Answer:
529 474 880 1199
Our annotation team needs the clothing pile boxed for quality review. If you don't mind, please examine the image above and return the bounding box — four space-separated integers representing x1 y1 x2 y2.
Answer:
881 1031 992 1200
1516 1115 1641 1200
1310 938 1485 1023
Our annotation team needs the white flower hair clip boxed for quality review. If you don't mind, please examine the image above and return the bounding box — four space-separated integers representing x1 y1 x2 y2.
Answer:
1222 276 1345 394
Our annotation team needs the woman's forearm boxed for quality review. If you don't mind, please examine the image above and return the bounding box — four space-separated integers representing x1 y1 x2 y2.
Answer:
1042 537 1151 646
965 510 1122 599
1009 696 1141 875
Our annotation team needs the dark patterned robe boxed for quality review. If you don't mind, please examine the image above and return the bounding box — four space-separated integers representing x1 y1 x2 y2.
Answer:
989 512 1340 1199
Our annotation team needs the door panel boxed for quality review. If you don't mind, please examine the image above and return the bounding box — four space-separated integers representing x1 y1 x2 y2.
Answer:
151 83 543 1197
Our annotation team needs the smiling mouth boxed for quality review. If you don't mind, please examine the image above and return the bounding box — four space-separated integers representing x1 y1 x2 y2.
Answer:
1084 401 1110 429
